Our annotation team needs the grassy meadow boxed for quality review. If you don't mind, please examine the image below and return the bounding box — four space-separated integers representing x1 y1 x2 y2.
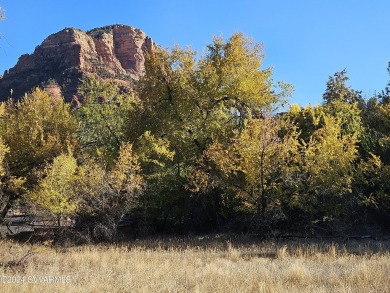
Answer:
0 236 389 293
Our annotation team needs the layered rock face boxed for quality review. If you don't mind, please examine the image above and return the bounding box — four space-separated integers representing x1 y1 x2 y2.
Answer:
0 25 153 102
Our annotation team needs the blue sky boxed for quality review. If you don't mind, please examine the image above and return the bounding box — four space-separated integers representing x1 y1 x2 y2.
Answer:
0 0 389 107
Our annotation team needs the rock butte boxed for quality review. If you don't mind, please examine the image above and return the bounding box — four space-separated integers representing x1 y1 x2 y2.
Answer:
0 24 154 102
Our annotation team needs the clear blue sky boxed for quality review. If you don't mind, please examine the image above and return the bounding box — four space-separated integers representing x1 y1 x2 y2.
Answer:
1 0 389 107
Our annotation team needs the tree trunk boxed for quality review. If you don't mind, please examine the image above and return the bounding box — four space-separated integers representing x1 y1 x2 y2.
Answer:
0 191 19 224
1 198 12 224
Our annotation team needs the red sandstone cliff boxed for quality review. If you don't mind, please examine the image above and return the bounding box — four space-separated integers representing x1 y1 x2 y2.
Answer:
0 25 153 102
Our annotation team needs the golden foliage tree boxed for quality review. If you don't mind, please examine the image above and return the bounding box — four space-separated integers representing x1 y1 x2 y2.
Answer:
0 139 7 179
0 104 8 178
110 143 143 196
0 106 9 218
190 117 300 226
74 143 144 241
28 152 78 216
137 33 291 161
0 88 78 221
1 88 77 177
291 115 358 217
133 33 293 229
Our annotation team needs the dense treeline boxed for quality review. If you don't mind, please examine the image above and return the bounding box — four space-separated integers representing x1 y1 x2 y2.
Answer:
1 33 389 241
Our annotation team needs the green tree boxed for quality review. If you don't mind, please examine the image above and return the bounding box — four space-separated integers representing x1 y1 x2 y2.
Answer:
377 62 390 105
359 65 390 163
321 70 364 140
323 70 362 105
353 64 390 219
76 76 139 164
354 154 390 212
360 98 390 163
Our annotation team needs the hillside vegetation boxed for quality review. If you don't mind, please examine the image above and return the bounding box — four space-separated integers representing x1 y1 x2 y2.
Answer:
0 33 389 241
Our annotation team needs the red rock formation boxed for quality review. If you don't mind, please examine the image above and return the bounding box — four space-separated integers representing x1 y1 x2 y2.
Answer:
0 25 153 102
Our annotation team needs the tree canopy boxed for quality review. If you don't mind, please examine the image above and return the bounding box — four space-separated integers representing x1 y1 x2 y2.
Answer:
0 33 389 240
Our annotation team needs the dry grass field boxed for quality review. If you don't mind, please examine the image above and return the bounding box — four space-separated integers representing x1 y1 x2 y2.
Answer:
0 235 389 293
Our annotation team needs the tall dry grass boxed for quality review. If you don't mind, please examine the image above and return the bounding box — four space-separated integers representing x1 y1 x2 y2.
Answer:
0 236 389 292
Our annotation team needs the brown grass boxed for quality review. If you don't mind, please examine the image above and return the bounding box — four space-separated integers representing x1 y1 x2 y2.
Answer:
0 236 389 292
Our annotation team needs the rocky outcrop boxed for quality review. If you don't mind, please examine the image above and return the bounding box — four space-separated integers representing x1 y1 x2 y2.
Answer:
0 25 153 102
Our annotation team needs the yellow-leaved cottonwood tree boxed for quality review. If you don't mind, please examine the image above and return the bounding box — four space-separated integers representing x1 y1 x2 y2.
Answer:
28 153 78 217
133 33 293 229
0 104 8 178
192 117 300 226
110 143 143 197
0 105 10 219
74 143 144 241
295 115 358 217
0 88 78 222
